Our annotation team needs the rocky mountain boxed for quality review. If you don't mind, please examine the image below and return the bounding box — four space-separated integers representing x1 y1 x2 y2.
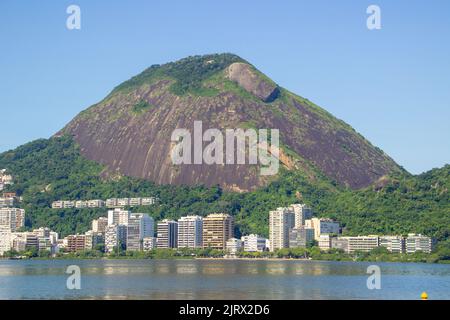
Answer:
59 53 403 191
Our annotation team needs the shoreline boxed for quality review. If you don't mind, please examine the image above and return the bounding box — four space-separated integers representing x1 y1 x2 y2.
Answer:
1 256 447 264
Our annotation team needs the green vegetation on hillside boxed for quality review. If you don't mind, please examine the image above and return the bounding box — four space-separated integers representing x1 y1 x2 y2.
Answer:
0 136 448 251
112 53 245 96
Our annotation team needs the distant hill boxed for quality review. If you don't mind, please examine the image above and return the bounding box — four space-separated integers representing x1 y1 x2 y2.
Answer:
58 53 403 192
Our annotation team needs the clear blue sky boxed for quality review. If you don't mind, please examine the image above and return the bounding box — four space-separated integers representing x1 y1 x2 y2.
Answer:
0 0 449 174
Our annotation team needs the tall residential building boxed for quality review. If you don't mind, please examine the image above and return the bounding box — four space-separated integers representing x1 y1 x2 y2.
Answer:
177 215 203 248
127 213 154 251
379 236 405 253
157 219 178 248
290 204 312 228
269 207 295 251
406 234 434 254
202 213 234 250
92 217 108 233
0 226 12 255
305 218 340 240
104 224 127 253
0 207 25 231
289 226 315 248
107 208 130 226
241 234 267 252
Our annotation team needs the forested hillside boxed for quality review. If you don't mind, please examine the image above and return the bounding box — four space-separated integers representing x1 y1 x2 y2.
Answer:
0 136 448 246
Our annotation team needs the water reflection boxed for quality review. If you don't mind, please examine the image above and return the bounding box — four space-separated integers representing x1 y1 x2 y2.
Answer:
0 259 449 299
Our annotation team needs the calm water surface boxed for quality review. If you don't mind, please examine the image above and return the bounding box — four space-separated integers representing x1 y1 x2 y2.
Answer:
0 259 449 300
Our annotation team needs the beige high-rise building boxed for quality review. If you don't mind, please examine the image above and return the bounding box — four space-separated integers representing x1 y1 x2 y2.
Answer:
202 213 234 249
269 207 295 251
305 217 340 240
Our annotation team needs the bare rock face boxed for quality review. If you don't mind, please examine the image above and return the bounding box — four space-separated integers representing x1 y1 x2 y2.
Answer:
60 54 403 191
226 62 279 102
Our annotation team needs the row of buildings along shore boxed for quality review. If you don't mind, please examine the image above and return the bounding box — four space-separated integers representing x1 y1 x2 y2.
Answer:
0 195 435 256
51 197 159 209
269 204 435 254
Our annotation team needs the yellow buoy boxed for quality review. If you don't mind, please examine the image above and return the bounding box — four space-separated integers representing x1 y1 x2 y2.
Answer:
421 292 428 300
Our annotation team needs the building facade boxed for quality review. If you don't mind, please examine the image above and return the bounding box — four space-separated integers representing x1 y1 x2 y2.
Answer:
107 208 130 226
269 207 295 251
289 226 315 248
127 213 154 251
290 203 312 228
226 238 243 255
157 219 178 248
241 234 267 252
177 215 203 248
406 234 434 253
305 218 340 240
379 235 405 253
202 213 234 250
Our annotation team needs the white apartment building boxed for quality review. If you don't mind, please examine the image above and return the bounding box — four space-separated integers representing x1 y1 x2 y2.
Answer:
318 234 332 250
143 237 157 251
305 218 340 240
177 215 203 248
104 224 127 253
269 207 295 251
141 197 157 206
226 238 243 255
290 203 312 228
106 198 118 208
406 234 434 254
241 234 267 252
75 201 88 208
117 198 130 207
63 201 75 209
87 200 105 208
107 208 130 226
129 198 142 206
339 236 379 253
379 235 405 253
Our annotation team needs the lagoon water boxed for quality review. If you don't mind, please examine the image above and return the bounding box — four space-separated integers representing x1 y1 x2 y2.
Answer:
0 259 449 300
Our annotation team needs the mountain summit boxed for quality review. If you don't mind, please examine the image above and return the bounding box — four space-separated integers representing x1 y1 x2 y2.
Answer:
59 53 402 191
